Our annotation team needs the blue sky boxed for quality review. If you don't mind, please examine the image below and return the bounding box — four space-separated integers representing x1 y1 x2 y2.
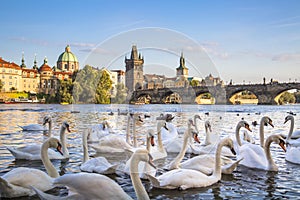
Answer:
1 0 300 84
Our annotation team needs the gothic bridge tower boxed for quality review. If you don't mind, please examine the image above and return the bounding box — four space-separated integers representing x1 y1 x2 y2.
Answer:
125 45 144 93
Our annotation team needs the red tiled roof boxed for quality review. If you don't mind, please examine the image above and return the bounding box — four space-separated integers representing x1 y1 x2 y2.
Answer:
39 64 52 71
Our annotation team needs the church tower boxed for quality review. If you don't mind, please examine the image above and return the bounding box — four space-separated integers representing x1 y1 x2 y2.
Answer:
176 52 188 77
125 45 144 92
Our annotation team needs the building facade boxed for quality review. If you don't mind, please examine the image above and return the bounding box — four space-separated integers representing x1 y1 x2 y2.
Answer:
0 46 78 94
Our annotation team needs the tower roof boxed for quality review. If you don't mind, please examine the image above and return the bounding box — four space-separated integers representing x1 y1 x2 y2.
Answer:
57 45 78 63
176 52 188 70
130 45 139 60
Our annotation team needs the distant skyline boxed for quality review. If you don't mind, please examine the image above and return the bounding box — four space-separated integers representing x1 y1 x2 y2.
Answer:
1 0 300 84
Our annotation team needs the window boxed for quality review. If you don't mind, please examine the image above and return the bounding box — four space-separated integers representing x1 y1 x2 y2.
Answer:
9 76 12 79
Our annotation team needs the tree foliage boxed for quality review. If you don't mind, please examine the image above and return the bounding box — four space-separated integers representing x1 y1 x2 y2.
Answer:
112 83 127 104
72 65 102 103
190 80 200 87
57 79 73 103
95 70 112 104
278 91 296 105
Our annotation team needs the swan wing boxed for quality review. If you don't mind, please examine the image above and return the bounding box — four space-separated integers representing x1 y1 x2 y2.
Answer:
286 146 300 164
80 157 117 174
149 169 217 190
239 146 267 169
0 167 53 198
53 173 131 199
7 145 64 160
18 124 45 131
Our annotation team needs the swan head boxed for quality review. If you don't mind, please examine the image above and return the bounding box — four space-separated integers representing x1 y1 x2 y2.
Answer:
284 115 294 124
239 121 252 132
262 116 274 127
147 129 155 147
102 121 111 129
43 116 52 125
194 114 202 121
46 137 64 155
132 149 156 170
222 138 236 155
205 121 212 132
156 113 174 122
62 121 71 132
274 135 287 152
191 130 201 144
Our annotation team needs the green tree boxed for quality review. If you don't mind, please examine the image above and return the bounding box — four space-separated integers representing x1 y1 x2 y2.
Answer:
190 79 200 87
112 83 127 104
95 70 112 104
278 91 296 105
57 79 73 103
72 65 101 103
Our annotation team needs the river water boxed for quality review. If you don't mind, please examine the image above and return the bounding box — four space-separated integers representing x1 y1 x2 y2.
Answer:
1 103 300 199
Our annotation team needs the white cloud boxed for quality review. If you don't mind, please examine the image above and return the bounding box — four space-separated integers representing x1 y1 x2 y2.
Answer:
272 53 300 62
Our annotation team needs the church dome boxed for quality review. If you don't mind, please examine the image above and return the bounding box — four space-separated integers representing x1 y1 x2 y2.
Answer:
57 45 78 63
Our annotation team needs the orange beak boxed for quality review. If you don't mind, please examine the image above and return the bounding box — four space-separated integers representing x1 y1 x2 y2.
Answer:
193 133 201 144
279 141 286 152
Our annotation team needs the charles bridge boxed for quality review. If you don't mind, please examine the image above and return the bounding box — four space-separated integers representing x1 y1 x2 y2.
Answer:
130 82 300 105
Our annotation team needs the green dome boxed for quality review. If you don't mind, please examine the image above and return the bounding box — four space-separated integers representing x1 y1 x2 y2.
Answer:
57 45 78 62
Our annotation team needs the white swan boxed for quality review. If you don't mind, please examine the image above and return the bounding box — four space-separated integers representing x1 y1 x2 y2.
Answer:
89 114 142 153
80 131 118 174
163 119 200 153
161 121 178 144
147 138 236 190
238 134 286 171
283 115 300 164
236 117 274 165
150 120 168 161
168 124 241 175
124 129 156 179
32 148 154 200
190 120 236 158
284 115 300 147
0 137 63 198
7 121 71 160
87 121 112 143
18 116 52 132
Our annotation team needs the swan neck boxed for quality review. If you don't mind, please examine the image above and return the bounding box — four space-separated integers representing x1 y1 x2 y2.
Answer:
82 132 89 163
264 136 275 169
194 116 199 133
156 123 165 152
213 140 223 177
48 120 52 136
171 127 190 168
60 126 69 157
235 123 242 146
205 126 211 145
133 118 137 148
41 141 59 178
287 118 294 140
259 119 265 148
126 115 131 144
130 154 150 200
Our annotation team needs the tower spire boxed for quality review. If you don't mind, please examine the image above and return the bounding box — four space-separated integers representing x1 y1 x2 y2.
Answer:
33 54 38 70
20 52 27 68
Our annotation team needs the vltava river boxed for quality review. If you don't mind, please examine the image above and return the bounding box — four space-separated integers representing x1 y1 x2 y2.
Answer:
1 103 300 199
